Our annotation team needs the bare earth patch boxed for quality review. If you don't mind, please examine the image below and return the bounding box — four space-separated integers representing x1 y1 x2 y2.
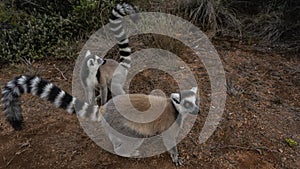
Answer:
0 40 299 168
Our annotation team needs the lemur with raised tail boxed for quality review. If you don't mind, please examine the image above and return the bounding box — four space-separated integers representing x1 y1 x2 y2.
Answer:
81 2 138 105
2 75 199 166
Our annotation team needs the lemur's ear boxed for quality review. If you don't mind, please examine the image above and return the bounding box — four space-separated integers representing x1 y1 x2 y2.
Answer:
191 87 198 93
171 93 180 104
85 50 91 57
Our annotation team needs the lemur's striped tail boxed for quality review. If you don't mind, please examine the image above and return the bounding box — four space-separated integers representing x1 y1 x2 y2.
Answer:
109 2 138 69
1 75 100 130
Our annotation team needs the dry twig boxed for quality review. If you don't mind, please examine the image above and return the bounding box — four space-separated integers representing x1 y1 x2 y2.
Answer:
53 64 67 80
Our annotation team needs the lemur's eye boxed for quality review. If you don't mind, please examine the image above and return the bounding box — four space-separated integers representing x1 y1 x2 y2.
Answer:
97 59 102 64
184 101 192 108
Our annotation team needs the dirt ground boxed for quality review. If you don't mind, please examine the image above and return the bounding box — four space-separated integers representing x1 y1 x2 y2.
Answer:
0 38 299 169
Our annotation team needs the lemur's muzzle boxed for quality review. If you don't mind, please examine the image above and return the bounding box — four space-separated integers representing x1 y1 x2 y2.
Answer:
190 106 200 115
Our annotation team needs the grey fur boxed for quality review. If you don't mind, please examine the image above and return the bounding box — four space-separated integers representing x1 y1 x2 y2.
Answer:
81 2 137 105
81 51 105 104
99 87 199 166
2 75 199 166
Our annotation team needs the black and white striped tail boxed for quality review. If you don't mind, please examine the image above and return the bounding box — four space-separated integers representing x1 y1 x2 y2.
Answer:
109 2 137 69
1 75 100 130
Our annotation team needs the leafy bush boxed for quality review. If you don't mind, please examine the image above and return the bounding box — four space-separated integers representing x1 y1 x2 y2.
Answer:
1 12 74 63
0 0 118 66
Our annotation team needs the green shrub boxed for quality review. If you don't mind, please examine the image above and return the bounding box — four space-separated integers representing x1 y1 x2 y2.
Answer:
0 0 118 66
0 7 75 65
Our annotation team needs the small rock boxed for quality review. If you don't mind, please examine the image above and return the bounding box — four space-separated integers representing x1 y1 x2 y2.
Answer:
186 155 190 160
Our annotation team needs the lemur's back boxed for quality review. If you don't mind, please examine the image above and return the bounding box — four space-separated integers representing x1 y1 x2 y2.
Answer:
98 59 119 84
101 94 177 137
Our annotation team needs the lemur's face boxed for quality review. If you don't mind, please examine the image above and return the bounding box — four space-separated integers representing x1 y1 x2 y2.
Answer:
85 50 106 72
171 87 200 115
117 3 135 15
117 2 139 23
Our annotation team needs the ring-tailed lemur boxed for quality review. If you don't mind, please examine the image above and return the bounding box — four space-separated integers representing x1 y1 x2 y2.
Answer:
81 2 138 105
2 75 199 166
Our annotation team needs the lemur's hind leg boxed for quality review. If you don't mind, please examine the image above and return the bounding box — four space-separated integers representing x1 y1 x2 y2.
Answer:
110 83 125 97
162 129 183 166
108 133 143 157
99 86 108 106
110 72 126 96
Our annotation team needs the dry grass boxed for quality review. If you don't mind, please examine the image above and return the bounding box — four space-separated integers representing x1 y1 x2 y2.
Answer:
177 0 299 50
178 0 241 37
